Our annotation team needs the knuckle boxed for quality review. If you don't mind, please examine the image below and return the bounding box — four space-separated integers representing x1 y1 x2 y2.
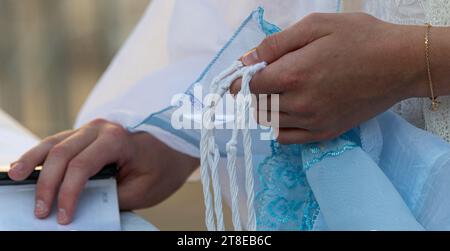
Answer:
58 187 77 201
261 34 281 59
304 13 325 24
103 124 127 139
291 99 310 115
36 180 55 195
43 135 60 146
48 144 69 159
278 72 297 90
281 68 310 91
88 118 108 127
67 159 87 172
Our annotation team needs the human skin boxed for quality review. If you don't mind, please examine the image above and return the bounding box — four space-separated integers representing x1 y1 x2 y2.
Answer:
8 12 450 225
9 119 199 225
231 13 450 144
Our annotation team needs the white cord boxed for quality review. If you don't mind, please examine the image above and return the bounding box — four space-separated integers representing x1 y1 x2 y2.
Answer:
240 62 267 231
210 61 243 95
200 61 243 231
209 138 224 231
226 94 243 231
200 102 217 231
200 60 266 231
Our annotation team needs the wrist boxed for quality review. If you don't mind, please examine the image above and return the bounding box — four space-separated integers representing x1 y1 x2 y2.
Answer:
131 132 198 179
128 132 198 207
396 24 450 99
395 24 430 99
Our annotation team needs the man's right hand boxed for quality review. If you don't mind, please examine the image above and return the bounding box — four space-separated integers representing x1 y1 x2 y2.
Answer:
8 119 199 225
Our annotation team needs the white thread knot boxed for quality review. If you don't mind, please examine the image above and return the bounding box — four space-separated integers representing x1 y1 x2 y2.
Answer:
200 61 267 231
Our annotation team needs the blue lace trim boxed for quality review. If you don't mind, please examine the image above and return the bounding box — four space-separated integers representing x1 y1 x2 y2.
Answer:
255 141 308 230
302 133 359 171
301 189 321 230
255 131 360 231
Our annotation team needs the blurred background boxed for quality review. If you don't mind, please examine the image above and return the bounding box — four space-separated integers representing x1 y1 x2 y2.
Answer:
0 0 150 137
0 0 225 231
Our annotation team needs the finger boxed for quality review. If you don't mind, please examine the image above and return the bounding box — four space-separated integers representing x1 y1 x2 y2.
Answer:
241 13 335 66
56 131 124 225
234 13 336 95
229 78 242 95
277 128 321 145
256 109 314 129
256 94 279 111
9 130 74 181
230 85 280 112
253 93 296 112
56 166 89 225
34 128 98 219
230 57 290 95
252 39 324 96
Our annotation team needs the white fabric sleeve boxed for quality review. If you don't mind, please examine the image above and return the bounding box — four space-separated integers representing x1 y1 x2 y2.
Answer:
75 0 174 128
74 0 339 158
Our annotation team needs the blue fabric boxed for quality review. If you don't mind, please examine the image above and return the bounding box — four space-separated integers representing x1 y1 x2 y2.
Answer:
131 8 280 153
132 7 450 230
255 141 320 230
255 131 360 231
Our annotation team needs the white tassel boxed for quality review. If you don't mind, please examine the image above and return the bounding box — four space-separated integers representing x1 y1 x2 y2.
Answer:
200 102 217 231
240 62 267 230
200 60 267 231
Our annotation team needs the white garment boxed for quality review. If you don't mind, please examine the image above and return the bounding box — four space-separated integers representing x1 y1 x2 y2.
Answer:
74 0 450 229
74 0 339 229
364 0 450 142
75 0 339 133
76 0 450 144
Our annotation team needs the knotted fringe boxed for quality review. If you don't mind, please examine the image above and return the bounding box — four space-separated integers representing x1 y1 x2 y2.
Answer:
200 61 267 231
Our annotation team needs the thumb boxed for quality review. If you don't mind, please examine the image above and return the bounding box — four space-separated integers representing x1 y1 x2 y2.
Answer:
241 13 334 66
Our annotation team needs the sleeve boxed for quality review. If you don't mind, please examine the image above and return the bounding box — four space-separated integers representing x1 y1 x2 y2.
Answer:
75 0 174 128
73 0 253 158
74 0 341 158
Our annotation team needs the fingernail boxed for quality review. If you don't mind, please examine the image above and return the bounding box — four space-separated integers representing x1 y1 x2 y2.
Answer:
10 162 25 174
58 208 69 225
241 48 260 66
35 200 48 217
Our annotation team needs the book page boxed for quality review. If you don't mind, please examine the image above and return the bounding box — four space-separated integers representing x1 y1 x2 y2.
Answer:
0 110 39 168
0 178 121 231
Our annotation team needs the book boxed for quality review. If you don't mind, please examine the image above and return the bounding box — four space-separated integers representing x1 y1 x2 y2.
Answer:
0 178 121 231
0 110 121 231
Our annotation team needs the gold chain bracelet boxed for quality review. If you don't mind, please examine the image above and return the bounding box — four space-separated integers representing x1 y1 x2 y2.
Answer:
425 23 439 111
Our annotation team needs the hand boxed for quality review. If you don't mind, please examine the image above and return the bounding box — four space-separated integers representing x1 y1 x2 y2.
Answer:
231 13 427 144
8 119 198 225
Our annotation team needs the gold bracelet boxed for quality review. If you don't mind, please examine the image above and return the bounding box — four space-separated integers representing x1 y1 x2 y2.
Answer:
425 23 439 111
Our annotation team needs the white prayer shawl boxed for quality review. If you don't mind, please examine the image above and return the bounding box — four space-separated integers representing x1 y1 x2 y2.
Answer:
75 0 339 133
74 0 450 230
74 0 340 230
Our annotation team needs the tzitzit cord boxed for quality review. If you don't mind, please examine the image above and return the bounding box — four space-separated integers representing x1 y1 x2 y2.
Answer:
200 60 266 231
